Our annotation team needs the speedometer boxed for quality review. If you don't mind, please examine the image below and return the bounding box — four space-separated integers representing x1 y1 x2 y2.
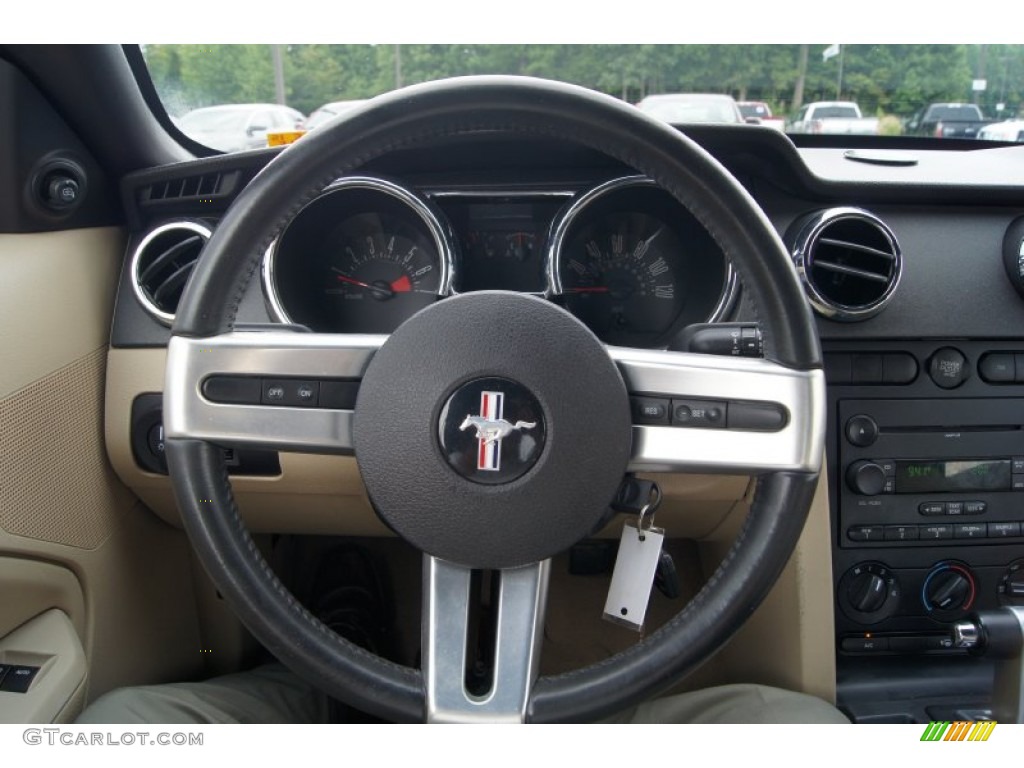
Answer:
551 177 735 347
264 177 454 333
561 212 686 340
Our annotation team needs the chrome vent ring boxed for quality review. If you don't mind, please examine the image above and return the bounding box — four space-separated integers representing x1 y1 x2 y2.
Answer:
787 207 901 322
131 221 211 326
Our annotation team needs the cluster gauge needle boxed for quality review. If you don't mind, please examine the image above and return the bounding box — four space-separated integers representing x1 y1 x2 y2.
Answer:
332 267 425 300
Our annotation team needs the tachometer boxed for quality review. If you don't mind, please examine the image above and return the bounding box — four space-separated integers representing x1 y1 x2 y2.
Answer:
264 177 454 333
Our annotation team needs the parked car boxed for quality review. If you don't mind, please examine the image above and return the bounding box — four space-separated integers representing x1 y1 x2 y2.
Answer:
787 101 879 135
977 119 1024 143
178 103 306 152
906 103 992 139
305 100 368 129
635 93 745 124
737 100 785 131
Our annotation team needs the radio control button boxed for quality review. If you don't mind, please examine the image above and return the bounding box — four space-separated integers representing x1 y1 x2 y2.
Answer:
845 415 878 447
946 501 964 515
963 501 987 515
978 352 1015 383
921 524 953 540
919 502 947 515
885 525 919 541
990 522 1021 538
1013 457 1024 474
878 459 896 476
954 523 987 539
1013 475 1024 490
847 525 884 542
928 347 969 389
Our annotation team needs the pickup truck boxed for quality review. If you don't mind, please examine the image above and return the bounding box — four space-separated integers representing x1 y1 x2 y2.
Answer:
906 103 992 139
787 101 879 135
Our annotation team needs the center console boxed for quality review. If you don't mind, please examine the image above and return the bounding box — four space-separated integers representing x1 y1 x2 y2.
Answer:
827 339 1024 722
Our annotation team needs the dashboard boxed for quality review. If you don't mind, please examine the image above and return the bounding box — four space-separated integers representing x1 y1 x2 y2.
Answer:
106 126 1024 723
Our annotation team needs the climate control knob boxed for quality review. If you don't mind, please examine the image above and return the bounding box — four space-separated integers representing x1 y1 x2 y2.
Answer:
839 563 901 624
922 562 976 618
847 571 889 614
847 460 887 496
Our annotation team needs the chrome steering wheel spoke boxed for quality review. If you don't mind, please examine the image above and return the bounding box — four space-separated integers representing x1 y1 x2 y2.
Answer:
423 556 550 723
164 330 385 453
610 347 826 475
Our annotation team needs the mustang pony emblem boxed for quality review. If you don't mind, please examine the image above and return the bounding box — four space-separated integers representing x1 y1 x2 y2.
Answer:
458 391 536 471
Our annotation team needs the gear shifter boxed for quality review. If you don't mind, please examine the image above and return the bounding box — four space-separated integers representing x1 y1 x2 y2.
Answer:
953 606 1024 723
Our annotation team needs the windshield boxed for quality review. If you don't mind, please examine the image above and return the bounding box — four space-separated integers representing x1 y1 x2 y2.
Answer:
179 108 251 133
141 44 1024 152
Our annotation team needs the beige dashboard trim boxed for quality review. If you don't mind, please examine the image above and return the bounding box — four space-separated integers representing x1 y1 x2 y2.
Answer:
0 227 124 400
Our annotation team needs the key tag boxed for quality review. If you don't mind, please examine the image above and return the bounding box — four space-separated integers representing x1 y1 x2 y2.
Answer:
603 485 664 632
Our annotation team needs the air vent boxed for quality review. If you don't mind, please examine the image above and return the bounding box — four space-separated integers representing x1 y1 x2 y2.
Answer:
788 207 902 321
131 221 211 325
138 170 240 206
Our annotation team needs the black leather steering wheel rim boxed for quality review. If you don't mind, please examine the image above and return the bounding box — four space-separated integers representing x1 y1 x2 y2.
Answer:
165 76 823 723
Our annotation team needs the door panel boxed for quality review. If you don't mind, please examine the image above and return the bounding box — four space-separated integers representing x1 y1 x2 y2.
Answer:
0 226 204 721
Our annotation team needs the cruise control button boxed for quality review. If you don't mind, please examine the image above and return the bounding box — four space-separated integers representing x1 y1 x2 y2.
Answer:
919 502 946 516
954 523 987 539
632 397 669 425
847 525 884 542
202 375 262 404
928 347 969 389
671 400 726 429
261 379 320 407
990 522 1021 538
726 402 787 431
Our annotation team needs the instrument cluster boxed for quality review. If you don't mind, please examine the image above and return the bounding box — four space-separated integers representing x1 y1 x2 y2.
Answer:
262 175 737 347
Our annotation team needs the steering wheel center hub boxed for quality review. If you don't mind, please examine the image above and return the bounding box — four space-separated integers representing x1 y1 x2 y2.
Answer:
352 291 632 569
438 376 546 485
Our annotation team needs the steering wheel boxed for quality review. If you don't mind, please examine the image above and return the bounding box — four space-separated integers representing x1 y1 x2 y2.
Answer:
164 76 825 723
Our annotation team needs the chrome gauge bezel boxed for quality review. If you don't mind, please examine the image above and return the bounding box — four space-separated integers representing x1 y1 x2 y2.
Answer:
546 174 739 326
261 176 457 325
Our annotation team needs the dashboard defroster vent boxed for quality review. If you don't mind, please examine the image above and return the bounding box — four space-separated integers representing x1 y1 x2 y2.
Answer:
138 170 241 206
130 221 211 325
787 207 902 322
